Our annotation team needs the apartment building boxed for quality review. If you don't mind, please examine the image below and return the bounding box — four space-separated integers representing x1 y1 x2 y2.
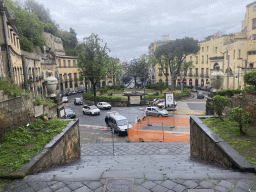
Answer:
152 1 256 90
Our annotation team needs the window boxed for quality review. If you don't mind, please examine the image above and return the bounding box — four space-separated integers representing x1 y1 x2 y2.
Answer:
68 60 71 68
233 50 235 59
253 18 256 30
195 68 198 76
196 56 198 64
202 56 204 64
254 6 256 11
207 46 209 52
215 47 218 54
250 63 254 68
58 59 61 67
206 68 209 76
201 68 204 77
206 55 208 64
202 47 204 52
63 60 66 67
73 60 76 67
238 49 241 58
13 36 16 46
190 56 192 61
189 68 192 75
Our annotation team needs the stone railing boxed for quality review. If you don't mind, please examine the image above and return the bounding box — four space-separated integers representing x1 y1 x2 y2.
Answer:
190 116 255 172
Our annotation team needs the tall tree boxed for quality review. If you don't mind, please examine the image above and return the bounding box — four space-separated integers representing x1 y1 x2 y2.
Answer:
106 57 122 85
76 33 109 97
24 0 54 24
127 57 149 89
155 37 200 90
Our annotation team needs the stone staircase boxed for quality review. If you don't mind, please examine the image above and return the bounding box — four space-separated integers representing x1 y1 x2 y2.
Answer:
4 143 255 191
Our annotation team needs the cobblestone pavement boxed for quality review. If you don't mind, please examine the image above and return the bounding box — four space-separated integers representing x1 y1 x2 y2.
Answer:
3 143 256 192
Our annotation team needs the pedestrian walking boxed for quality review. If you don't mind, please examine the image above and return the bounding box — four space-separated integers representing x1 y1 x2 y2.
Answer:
105 116 109 127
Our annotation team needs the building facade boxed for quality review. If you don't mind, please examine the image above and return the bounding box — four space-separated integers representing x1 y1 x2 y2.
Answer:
152 2 256 90
0 1 84 96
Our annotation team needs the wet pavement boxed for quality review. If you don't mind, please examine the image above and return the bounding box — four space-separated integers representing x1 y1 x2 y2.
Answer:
2 142 256 192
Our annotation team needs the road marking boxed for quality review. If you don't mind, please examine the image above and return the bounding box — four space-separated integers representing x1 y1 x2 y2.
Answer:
80 124 109 130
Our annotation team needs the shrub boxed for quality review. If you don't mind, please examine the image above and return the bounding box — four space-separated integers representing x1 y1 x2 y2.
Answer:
227 107 252 135
246 105 256 125
217 89 243 97
243 69 256 90
244 85 255 92
0 79 26 97
211 95 229 119
83 93 123 101
35 97 55 107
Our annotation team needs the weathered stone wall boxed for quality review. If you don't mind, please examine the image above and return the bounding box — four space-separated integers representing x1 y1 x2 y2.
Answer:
190 116 255 172
21 120 80 175
0 90 57 140
229 91 256 109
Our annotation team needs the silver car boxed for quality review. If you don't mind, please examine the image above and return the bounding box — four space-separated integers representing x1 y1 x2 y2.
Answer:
145 106 169 117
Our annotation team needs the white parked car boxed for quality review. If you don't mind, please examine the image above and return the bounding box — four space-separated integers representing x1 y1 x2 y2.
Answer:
97 102 112 110
145 106 169 117
62 97 68 103
82 105 100 115
157 101 177 108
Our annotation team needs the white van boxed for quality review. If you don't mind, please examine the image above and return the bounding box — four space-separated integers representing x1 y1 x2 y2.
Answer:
107 111 132 136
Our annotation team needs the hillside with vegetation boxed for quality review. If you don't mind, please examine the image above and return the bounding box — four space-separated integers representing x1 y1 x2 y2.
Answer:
5 0 78 55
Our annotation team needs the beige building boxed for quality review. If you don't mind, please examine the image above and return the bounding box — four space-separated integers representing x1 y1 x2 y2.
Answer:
0 1 83 96
152 2 256 90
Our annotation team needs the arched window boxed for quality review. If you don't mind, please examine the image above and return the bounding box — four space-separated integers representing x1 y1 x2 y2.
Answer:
213 63 219 69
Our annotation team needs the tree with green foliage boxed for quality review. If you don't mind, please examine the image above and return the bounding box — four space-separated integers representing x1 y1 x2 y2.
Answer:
127 57 150 90
156 54 169 87
227 107 252 135
56 28 78 56
211 95 229 120
5 0 45 52
76 33 109 97
243 69 256 90
15 8 45 52
154 37 200 90
24 0 53 24
106 57 123 85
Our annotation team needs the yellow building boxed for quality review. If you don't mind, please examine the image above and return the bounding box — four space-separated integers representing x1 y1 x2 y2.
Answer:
56 55 82 92
152 2 256 90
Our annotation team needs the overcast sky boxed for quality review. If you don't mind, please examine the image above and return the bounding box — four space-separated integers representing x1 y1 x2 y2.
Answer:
34 0 253 62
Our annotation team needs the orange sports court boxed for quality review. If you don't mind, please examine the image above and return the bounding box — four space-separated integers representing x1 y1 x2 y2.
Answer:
128 116 190 142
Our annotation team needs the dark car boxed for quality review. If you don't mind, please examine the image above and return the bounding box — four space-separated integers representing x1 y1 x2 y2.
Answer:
74 98 83 105
205 86 211 92
197 92 204 99
77 89 83 93
64 108 76 119
191 88 197 92
187 85 193 89
65 92 72 96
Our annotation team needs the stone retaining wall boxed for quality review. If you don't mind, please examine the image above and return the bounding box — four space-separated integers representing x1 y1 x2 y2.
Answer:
0 91 57 141
20 119 80 176
190 116 255 172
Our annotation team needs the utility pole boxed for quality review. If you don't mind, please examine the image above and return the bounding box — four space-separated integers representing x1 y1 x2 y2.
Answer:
244 59 247 87
227 53 230 89
171 60 174 91
181 64 183 93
